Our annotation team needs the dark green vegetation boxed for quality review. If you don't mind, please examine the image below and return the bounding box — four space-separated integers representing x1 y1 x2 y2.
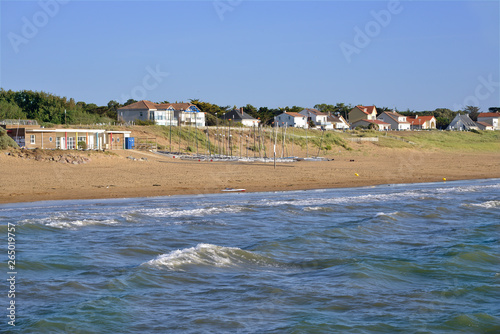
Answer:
0 89 118 125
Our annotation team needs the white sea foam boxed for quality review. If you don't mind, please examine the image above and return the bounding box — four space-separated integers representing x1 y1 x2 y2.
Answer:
464 201 500 209
134 206 247 218
144 243 279 271
436 183 500 194
303 206 335 212
259 183 500 209
260 190 423 208
375 211 399 217
20 215 119 229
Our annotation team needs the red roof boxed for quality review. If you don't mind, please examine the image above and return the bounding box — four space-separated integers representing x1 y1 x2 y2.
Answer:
118 100 157 110
355 105 377 115
476 121 493 127
478 112 500 118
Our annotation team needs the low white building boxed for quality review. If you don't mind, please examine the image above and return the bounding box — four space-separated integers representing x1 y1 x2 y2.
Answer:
327 115 350 130
275 112 308 128
477 112 500 130
221 108 260 127
377 111 411 131
476 121 494 131
299 108 332 129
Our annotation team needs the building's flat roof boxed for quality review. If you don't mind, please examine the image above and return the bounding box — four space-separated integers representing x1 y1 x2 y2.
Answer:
26 129 131 134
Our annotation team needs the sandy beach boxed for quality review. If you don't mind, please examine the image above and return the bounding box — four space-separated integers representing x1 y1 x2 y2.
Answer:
1 142 500 204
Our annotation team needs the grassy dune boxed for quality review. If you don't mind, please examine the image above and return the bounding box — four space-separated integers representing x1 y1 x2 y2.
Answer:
61 124 500 156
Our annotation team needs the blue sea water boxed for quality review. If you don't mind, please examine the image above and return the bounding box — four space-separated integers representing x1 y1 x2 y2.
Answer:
1 179 500 333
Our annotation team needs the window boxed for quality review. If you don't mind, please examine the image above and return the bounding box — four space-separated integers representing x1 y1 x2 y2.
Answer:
56 137 60 148
77 136 86 143
140 112 143 117
117 138 120 142
67 137 75 150
30 135 36 144
49 137 53 142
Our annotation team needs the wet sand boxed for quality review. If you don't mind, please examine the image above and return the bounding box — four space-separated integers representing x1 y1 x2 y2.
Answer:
1 146 499 204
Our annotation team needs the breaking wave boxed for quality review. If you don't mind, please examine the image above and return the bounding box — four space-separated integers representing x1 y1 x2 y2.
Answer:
463 200 500 209
143 243 284 271
19 214 120 229
131 206 251 218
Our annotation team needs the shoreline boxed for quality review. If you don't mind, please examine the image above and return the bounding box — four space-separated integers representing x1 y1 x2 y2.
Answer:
2 146 500 205
1 177 499 207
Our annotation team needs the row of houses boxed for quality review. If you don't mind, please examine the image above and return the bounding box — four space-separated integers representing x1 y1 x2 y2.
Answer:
446 113 499 131
277 106 500 131
274 106 435 131
116 100 500 131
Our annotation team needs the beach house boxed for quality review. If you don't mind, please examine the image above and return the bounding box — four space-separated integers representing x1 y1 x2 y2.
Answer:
3 123 131 150
348 105 378 124
405 115 437 130
476 121 494 131
118 100 205 127
221 108 260 127
327 115 350 130
446 114 478 131
299 108 332 130
477 112 500 130
377 111 411 131
275 112 308 128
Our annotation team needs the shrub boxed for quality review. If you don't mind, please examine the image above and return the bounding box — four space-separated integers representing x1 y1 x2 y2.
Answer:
135 119 155 126
0 127 19 149
78 141 87 150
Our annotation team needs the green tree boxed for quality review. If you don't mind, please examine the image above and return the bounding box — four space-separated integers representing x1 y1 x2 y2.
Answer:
436 117 451 129
124 99 137 106
0 99 27 119
464 105 480 121
314 104 336 114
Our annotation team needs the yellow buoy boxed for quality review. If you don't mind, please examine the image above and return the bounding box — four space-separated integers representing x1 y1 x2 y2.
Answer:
355 173 359 177
443 178 447 181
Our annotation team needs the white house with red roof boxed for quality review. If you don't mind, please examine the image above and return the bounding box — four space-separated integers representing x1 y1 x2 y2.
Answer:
477 112 500 130
299 108 332 129
377 111 411 131
476 121 494 131
406 115 437 130
275 112 308 128
118 100 205 127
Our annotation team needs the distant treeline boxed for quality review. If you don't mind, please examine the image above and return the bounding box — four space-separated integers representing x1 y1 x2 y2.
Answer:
0 89 485 128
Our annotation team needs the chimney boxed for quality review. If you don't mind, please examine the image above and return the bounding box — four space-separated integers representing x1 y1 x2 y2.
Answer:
415 115 418 119
240 107 244 115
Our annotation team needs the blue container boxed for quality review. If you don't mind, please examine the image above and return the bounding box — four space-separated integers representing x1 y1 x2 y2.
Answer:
125 137 135 149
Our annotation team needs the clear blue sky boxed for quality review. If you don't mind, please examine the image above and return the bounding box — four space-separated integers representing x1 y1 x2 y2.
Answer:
1 0 499 112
